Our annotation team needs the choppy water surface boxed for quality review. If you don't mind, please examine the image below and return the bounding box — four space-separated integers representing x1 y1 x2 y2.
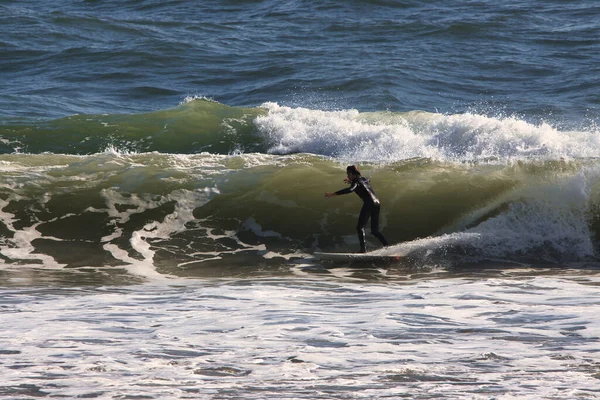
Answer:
2 267 600 399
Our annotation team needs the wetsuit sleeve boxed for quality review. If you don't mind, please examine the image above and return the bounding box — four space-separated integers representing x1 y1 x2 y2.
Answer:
334 182 358 196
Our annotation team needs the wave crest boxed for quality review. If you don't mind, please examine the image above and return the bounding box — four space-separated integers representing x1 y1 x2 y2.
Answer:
255 103 600 162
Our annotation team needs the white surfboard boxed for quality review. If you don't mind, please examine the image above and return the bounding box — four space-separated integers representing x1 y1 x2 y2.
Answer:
313 251 407 262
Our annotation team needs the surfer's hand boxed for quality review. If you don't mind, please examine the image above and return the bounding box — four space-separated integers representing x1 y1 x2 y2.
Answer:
343 178 351 184
325 192 335 198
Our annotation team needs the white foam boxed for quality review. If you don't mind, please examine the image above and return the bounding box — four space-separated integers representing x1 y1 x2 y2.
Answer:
242 217 283 238
0 196 66 269
3 276 600 398
457 170 594 260
255 103 600 163
377 169 597 262
180 94 215 105
99 188 219 279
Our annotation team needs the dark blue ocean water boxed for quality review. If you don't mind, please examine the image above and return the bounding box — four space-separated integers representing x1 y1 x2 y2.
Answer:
2 0 599 124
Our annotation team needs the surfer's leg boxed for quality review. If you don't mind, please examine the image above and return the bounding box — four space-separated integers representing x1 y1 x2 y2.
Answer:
356 205 370 253
370 204 388 246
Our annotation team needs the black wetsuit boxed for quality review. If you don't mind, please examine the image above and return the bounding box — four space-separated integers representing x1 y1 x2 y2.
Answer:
335 176 389 253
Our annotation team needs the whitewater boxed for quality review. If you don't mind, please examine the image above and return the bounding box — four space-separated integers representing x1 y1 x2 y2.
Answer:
3 99 600 399
2 0 600 398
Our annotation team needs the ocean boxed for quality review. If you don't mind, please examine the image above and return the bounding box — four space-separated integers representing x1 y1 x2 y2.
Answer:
2 0 600 398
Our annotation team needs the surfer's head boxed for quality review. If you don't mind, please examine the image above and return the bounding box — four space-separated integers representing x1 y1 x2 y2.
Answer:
346 165 361 180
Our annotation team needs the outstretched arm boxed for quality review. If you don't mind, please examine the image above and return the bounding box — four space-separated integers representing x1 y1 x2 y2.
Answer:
325 181 358 198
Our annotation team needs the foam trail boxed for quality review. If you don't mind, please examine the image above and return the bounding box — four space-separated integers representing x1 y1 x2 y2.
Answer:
98 188 218 280
0 197 66 269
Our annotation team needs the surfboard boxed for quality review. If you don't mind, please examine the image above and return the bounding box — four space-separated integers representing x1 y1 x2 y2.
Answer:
313 251 406 262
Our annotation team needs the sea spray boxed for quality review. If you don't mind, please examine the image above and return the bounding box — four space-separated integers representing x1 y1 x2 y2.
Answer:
255 103 600 162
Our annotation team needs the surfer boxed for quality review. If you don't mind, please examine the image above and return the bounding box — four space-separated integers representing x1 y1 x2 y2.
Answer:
325 165 389 253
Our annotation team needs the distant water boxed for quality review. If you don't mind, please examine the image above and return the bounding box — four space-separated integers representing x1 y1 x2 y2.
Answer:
2 0 599 122
2 1 600 398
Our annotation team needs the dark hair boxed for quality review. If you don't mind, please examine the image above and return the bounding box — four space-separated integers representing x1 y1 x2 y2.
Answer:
346 165 361 176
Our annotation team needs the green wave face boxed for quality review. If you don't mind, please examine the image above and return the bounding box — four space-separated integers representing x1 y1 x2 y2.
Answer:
1 153 597 272
2 100 600 274
4 99 600 164
0 99 267 155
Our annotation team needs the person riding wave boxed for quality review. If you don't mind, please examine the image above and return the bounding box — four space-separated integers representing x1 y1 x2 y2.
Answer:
325 165 389 253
